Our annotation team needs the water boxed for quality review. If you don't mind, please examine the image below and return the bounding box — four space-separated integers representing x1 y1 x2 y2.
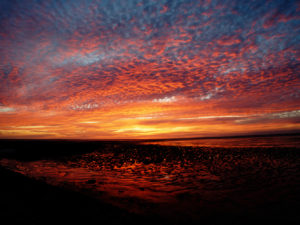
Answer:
0 135 300 221
141 134 300 148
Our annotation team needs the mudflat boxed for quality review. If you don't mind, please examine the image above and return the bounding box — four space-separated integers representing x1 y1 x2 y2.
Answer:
1 138 300 225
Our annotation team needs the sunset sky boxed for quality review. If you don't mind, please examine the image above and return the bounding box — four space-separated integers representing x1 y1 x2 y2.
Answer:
0 0 300 139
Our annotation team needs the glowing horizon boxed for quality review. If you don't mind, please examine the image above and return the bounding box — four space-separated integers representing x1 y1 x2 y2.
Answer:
0 0 300 139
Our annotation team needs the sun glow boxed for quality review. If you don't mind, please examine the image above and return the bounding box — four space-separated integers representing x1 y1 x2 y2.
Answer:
0 0 299 139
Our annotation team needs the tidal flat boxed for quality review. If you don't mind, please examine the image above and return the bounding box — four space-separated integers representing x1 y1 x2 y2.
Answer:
1 135 299 225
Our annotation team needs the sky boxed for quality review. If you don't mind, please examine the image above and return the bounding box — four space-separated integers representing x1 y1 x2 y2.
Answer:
0 0 300 139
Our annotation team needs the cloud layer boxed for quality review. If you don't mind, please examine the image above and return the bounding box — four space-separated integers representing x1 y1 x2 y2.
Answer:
0 0 300 138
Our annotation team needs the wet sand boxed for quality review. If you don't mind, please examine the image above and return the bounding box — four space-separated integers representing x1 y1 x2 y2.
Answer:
1 138 300 225
0 166 152 225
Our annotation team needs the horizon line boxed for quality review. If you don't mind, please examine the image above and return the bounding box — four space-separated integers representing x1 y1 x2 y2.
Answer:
1 132 299 142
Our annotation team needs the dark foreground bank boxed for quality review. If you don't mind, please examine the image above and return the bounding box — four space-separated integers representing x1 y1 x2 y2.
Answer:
0 166 153 225
0 138 300 225
1 165 299 225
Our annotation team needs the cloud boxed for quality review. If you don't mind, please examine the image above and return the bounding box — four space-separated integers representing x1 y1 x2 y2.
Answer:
0 106 14 112
0 0 299 138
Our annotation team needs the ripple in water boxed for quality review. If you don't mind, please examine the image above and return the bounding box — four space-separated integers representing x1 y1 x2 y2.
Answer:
0 136 299 218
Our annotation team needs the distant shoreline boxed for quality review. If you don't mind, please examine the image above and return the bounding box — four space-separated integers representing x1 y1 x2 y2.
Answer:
1 131 300 142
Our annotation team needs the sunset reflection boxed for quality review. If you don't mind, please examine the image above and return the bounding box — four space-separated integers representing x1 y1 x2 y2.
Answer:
1 138 299 216
0 1 299 224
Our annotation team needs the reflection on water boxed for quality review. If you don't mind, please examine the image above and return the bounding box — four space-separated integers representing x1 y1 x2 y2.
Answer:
141 135 300 148
0 136 300 218
0 150 220 204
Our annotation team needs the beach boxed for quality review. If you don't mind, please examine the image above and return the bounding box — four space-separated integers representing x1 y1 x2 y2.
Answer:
1 137 300 225
0 166 152 225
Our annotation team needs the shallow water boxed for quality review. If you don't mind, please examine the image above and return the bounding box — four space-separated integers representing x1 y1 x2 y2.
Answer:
0 137 300 220
141 134 300 148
